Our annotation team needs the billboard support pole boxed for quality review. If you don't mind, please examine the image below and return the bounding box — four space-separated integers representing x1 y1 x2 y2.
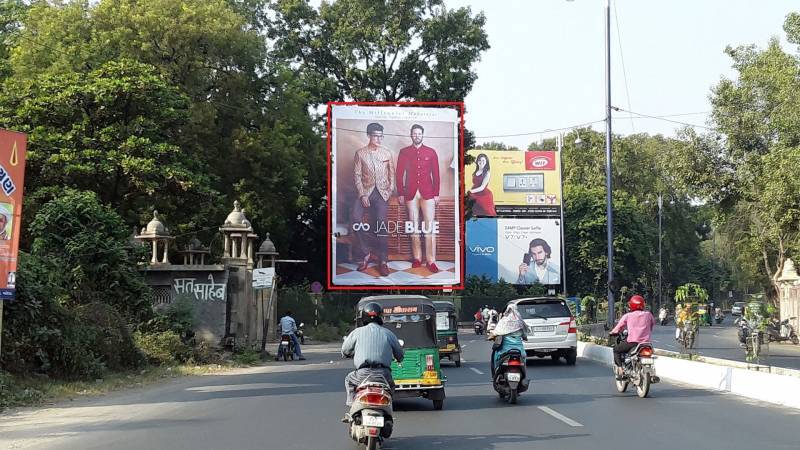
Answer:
0 301 3 368
557 134 567 297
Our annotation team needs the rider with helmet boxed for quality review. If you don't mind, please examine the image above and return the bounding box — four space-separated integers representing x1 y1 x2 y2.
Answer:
341 302 404 422
610 295 655 377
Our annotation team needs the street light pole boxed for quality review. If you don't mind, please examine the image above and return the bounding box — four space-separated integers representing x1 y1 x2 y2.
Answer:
604 0 615 327
658 194 662 314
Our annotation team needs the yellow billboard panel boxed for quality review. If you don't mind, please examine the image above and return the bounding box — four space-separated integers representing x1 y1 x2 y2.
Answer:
465 150 562 217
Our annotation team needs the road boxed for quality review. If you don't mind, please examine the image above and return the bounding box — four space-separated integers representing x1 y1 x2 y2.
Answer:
1 333 799 450
650 316 800 369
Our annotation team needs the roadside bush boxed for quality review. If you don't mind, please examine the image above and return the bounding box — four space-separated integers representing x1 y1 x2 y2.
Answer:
141 295 196 342
308 323 341 342
134 331 192 365
232 348 261 366
73 302 145 371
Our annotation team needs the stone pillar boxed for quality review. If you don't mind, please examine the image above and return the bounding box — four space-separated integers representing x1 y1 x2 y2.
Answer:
151 241 158 264
224 235 230 258
162 240 169 264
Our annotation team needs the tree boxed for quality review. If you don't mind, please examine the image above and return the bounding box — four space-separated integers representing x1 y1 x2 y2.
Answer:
28 190 153 320
474 141 519 151
268 0 489 102
4 0 326 272
0 59 217 228
669 13 800 302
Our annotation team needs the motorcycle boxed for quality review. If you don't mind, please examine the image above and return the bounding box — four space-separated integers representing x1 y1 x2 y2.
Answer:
766 317 799 345
714 308 724 325
346 375 394 450
491 338 530 404
678 321 697 351
736 317 765 361
474 321 485 335
297 322 305 344
278 333 296 361
612 330 660 398
658 308 669 326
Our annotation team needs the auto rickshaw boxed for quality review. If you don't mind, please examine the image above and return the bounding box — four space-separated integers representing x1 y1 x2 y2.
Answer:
432 300 461 367
356 295 447 410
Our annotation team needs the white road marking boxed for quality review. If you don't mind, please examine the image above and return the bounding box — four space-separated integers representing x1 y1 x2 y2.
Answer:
470 368 484 375
538 406 583 427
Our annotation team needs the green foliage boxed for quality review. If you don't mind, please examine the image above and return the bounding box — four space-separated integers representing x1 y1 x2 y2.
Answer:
28 190 153 320
134 331 192 365
0 58 216 227
232 348 261 366
269 0 489 102
141 295 197 342
675 283 709 304
307 322 342 342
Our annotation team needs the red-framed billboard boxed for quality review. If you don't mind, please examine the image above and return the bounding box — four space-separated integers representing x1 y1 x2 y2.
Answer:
327 102 464 290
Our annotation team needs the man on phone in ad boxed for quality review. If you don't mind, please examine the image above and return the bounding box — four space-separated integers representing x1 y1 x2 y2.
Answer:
517 238 560 285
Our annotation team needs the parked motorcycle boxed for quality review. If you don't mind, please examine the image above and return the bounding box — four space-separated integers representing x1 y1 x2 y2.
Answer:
658 308 669 326
766 317 799 345
345 375 394 450
611 330 660 398
491 338 530 404
474 321 485 335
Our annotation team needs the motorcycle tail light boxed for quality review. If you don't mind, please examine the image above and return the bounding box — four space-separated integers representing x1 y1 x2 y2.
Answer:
426 354 435 372
508 359 523 366
639 347 653 357
357 388 391 406
368 427 379 437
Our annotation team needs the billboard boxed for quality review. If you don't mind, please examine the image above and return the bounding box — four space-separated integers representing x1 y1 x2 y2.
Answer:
328 103 463 289
465 150 562 217
0 129 27 300
466 218 561 286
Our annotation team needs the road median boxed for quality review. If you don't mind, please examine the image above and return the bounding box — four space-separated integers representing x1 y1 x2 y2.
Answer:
578 341 800 410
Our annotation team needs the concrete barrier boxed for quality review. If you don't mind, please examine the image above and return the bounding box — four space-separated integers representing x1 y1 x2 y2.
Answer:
578 341 800 410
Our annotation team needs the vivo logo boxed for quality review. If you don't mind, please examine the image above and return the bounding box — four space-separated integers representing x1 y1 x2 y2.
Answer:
469 245 495 255
530 157 550 168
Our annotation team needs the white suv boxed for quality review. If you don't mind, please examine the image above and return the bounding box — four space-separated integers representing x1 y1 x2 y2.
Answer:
508 297 578 365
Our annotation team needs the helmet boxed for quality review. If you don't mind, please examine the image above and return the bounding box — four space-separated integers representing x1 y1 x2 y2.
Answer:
628 295 645 311
361 302 384 325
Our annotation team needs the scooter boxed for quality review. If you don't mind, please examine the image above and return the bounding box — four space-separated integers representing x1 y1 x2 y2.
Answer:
658 308 668 326
474 321 485 335
767 317 799 345
346 375 394 450
611 330 660 398
491 338 530 404
714 308 724 325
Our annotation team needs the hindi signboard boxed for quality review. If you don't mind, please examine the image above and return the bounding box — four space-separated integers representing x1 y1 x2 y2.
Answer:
0 129 26 301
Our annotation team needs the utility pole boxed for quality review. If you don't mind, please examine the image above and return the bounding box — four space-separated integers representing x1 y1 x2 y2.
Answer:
604 0 615 326
658 194 662 314
557 133 568 297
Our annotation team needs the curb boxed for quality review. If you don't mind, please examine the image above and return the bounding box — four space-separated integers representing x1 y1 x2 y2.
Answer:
578 341 800 410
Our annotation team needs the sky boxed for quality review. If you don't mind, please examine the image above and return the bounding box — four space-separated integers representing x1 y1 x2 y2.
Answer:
449 0 799 149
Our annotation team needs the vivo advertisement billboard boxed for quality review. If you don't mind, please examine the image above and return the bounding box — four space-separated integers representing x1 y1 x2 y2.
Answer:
466 218 561 286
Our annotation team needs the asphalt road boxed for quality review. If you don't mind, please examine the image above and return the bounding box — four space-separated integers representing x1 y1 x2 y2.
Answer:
650 315 800 369
1 334 799 450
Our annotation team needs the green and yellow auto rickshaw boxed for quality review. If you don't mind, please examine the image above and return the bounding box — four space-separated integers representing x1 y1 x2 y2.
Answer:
357 295 447 410
432 300 461 367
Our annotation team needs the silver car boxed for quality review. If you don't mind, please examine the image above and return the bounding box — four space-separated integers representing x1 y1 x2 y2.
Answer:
508 297 578 365
731 302 745 316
